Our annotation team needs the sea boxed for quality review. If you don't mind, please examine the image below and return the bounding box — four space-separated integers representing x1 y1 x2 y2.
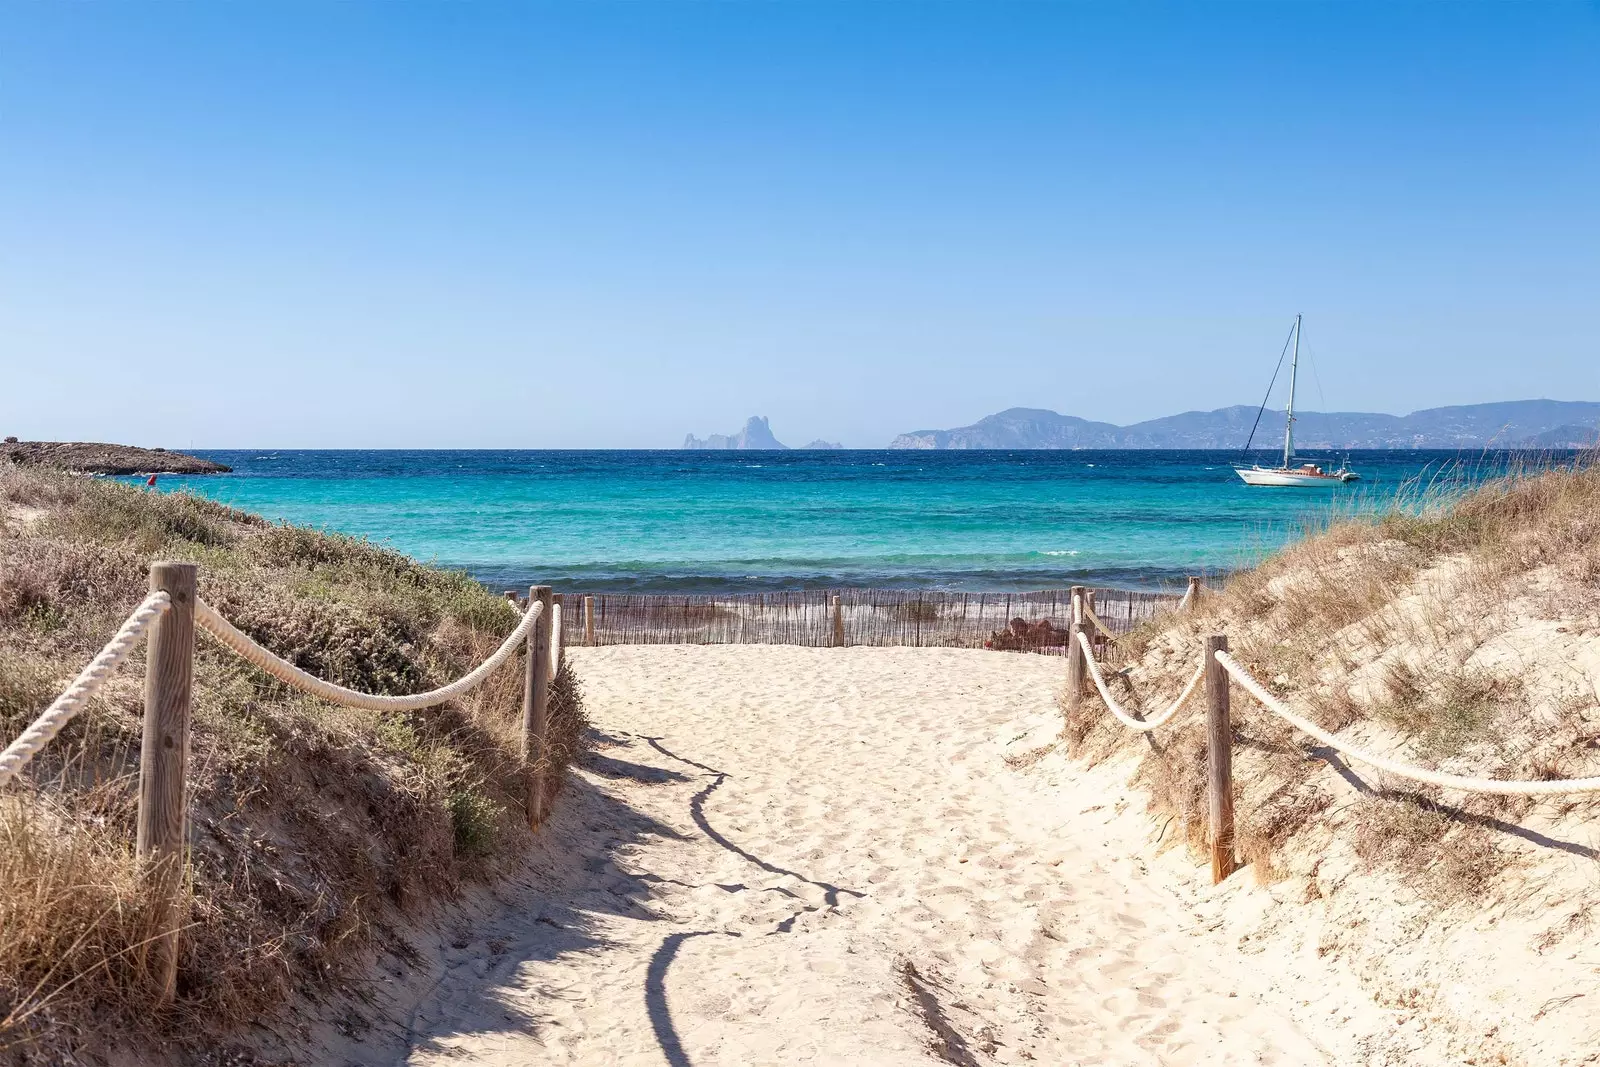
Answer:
138 449 1533 594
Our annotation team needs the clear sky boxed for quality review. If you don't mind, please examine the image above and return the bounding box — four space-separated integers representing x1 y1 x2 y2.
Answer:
3 2 1597 448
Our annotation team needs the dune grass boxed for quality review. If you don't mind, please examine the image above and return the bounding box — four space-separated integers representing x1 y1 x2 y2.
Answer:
0 466 585 1061
1070 452 1600 903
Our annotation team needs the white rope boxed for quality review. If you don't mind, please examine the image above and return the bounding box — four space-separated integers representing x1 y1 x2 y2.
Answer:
0 592 172 788
1076 631 1206 733
549 601 563 674
1215 651 1600 796
195 597 543 712
1082 604 1119 642
1176 584 1194 611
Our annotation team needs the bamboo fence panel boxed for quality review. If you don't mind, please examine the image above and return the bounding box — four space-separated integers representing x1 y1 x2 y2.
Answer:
558 587 1179 654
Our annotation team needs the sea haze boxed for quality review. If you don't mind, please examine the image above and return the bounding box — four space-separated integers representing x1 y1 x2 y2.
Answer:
147 449 1538 594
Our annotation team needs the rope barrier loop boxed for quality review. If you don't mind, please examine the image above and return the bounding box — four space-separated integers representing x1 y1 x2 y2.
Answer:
1214 650 1600 796
195 597 543 712
0 591 172 788
1075 630 1206 733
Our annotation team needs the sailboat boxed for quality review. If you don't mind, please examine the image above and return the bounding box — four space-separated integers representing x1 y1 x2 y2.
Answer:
1234 315 1360 487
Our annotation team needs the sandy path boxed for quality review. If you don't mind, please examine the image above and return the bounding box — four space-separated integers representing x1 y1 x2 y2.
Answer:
393 646 1394 1065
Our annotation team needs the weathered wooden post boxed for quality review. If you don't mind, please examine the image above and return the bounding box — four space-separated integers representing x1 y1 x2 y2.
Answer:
136 561 197 1003
504 590 519 606
1187 576 1203 612
1065 586 1086 731
1204 634 1236 883
523 585 553 827
831 595 844 647
584 595 596 646
1085 588 1102 655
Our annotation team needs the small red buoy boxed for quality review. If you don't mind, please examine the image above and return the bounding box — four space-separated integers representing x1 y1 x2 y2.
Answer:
146 474 158 488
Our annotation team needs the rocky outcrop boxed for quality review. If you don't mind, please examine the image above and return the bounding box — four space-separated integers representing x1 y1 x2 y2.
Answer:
0 440 230 474
801 439 843 450
683 416 789 450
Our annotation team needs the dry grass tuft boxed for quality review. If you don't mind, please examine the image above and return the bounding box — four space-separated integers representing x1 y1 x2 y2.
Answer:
0 466 587 1061
1350 794 1509 904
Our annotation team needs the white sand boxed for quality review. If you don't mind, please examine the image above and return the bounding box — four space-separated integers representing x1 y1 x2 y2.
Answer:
367 645 1471 1065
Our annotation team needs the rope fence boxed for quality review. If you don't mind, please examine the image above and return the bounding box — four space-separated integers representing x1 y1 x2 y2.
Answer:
195 598 543 712
1075 629 1205 733
0 590 171 788
1062 588 1600 883
0 563 566 1004
1214 651 1600 797
5 569 1206 1001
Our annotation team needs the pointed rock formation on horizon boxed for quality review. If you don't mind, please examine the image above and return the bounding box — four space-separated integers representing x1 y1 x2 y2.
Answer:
683 416 789 450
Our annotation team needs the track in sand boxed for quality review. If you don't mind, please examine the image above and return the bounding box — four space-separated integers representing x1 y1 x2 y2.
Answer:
374 645 1417 1066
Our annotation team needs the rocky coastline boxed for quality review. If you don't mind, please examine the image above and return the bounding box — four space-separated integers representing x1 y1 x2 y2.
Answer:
0 439 231 475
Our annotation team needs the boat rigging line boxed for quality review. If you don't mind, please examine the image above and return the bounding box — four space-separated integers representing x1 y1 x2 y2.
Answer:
1240 319 1300 458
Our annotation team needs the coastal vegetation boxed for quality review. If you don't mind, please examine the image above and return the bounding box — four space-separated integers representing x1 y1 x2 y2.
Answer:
1074 454 1600 903
0 465 584 1062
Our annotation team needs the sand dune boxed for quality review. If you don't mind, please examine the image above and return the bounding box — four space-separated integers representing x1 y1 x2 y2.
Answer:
371 646 1469 1065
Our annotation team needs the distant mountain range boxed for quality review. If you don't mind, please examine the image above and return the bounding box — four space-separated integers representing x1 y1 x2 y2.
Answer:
888 400 1600 450
683 416 841 450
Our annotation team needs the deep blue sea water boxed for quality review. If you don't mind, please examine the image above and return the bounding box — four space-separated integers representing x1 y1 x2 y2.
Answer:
140 449 1530 593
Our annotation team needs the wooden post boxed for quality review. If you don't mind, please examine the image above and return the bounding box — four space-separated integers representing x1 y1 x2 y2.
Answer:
1204 634 1236 883
136 561 197 1004
584 595 595 646
523 585 553 827
1187 576 1202 612
1065 586 1086 719
831 594 844 647
504 590 519 606
1085 588 1100 654
551 592 564 670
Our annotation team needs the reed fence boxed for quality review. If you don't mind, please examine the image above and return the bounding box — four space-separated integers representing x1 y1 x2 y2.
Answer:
554 586 1179 652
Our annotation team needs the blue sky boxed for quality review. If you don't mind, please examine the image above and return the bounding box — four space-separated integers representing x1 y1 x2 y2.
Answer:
2 3 1597 448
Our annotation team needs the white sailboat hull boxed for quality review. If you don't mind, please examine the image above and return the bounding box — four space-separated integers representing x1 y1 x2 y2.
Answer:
1235 466 1358 487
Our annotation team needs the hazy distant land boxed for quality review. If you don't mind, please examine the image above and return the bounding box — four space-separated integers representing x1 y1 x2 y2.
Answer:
683 416 842 450
685 401 1600 451
888 400 1600 450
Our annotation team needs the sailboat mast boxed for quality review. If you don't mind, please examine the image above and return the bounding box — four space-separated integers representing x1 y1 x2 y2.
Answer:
1283 313 1301 468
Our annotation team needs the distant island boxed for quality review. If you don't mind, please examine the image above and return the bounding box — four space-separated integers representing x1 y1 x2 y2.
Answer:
683 416 842 450
0 439 230 474
889 400 1600 450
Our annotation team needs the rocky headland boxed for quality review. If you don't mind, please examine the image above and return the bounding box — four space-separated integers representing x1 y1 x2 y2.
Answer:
0 439 231 475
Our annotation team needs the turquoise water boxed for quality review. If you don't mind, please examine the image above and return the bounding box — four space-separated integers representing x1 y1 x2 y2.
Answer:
144 449 1513 593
